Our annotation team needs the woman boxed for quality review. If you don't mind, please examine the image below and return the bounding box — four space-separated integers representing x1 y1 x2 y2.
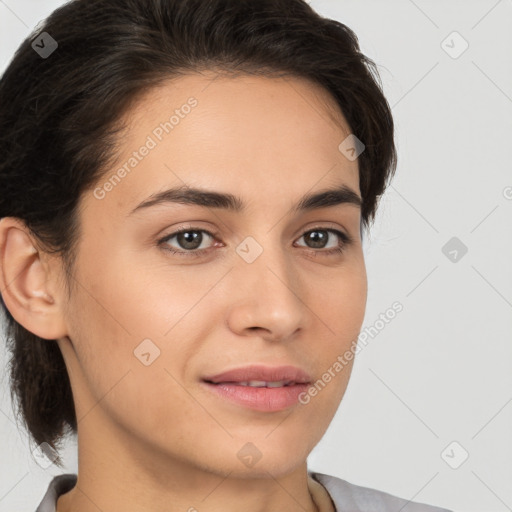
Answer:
0 0 451 511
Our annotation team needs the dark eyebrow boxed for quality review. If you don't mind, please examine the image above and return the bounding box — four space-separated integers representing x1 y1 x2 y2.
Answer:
128 184 362 216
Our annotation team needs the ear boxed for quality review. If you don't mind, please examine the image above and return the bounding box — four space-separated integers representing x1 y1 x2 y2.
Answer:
0 217 68 340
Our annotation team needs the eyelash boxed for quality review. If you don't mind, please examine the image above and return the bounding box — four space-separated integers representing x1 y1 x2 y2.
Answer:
157 225 353 259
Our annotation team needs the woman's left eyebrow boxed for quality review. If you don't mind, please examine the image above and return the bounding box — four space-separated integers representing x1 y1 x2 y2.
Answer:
128 184 362 216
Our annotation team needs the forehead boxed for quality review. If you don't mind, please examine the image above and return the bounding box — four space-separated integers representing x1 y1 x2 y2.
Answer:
130 71 351 133
89 72 359 216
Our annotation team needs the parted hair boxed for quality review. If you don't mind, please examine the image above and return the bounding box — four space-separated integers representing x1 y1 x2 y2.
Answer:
0 0 396 467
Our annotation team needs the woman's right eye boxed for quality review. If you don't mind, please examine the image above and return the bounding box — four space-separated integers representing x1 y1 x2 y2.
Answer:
158 228 218 258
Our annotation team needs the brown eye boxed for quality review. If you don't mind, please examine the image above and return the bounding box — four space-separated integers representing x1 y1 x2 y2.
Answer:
159 228 217 257
295 228 351 255
174 230 206 250
303 229 330 249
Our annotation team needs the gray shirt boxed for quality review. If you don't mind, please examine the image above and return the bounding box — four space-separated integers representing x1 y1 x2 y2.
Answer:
35 472 452 512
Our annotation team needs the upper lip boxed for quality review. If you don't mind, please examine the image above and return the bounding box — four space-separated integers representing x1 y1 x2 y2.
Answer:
203 364 312 384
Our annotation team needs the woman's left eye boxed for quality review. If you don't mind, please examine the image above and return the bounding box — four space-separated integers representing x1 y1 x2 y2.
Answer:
158 226 352 258
295 228 351 255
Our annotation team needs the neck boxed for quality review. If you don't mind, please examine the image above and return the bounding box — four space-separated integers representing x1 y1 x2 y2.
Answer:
56 421 321 512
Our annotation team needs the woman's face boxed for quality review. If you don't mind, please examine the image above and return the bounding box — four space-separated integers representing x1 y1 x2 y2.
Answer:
57 72 367 478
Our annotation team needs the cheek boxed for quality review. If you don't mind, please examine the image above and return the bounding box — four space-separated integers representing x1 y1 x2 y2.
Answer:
66 274 200 442
78 243 205 342
319 262 367 334
309 263 366 397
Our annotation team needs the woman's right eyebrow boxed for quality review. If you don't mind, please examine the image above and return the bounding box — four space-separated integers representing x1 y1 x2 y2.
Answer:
127 184 362 216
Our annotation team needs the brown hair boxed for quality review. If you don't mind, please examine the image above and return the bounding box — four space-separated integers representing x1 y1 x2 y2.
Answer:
0 0 397 467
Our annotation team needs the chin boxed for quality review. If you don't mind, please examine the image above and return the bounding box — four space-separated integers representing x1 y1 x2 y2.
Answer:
216 436 311 479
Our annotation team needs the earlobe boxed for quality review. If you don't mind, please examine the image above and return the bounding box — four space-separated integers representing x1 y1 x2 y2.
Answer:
0 217 68 340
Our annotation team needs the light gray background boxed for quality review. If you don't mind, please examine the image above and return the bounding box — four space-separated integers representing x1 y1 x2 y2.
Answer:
0 1 511 511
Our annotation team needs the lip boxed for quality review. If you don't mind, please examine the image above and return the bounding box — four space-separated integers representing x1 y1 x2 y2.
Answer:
201 364 313 412
202 364 312 385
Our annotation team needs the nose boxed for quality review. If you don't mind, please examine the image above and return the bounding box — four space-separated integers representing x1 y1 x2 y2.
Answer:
225 241 312 343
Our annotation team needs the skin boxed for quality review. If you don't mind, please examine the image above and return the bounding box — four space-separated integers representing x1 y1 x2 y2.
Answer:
0 72 367 512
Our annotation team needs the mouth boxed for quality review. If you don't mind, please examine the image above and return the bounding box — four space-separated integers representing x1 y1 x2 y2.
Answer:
200 365 312 412
203 379 300 387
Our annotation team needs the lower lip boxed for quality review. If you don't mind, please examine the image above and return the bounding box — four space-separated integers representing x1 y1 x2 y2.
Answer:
201 381 311 412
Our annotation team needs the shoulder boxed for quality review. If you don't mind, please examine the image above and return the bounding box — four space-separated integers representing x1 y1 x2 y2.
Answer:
309 471 453 512
35 474 77 512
